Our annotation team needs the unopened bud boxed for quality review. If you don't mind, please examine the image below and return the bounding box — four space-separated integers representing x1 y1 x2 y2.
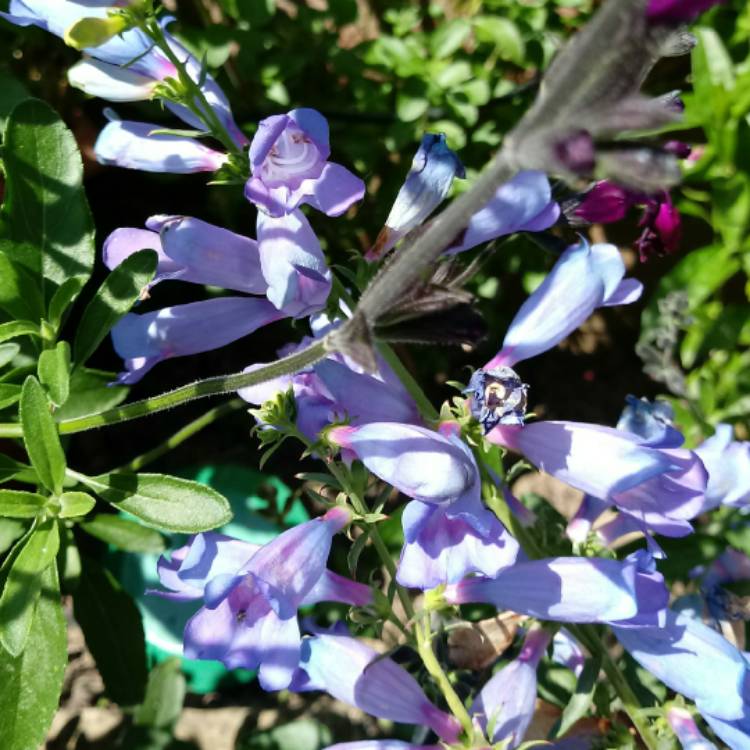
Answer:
64 14 129 50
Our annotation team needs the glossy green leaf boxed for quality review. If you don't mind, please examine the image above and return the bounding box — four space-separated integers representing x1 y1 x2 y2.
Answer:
0 563 66 750
79 513 166 553
0 519 60 656
19 376 66 495
73 249 158 366
0 490 47 519
0 99 95 300
58 491 96 519
74 471 232 532
72 556 148 705
37 341 71 407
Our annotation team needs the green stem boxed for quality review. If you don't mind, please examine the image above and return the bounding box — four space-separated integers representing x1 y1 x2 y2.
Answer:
377 343 439 422
569 624 662 750
0 338 329 438
141 18 241 155
415 616 475 742
117 398 245 472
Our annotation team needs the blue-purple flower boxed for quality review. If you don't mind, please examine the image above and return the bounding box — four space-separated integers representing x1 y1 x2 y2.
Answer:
471 627 551 748
446 551 668 627
104 214 329 382
153 508 371 690
695 424 750 511
292 631 461 743
244 108 365 218
667 707 718 750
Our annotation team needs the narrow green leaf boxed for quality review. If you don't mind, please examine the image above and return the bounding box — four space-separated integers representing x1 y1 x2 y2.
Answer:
134 658 186 729
58 491 96 519
47 274 88 332
54 367 129 420
37 341 71 407
79 513 166 553
430 18 471 59
0 455 28 485
0 490 47 518
0 518 60 656
19 376 66 495
0 244 44 321
0 99 95 301
550 655 602 739
347 527 370 578
0 563 66 750
0 384 21 410
0 320 40 344
73 249 158 366
0 519 27 555
72 556 147 705
74 471 232 533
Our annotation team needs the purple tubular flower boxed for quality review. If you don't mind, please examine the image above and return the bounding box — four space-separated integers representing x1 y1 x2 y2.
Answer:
153 508 367 691
616 395 684 448
328 422 476 504
613 610 750 721
68 58 162 101
95 117 228 173
484 240 642 371
103 217 267 295
472 628 551 748
445 551 668 626
552 629 585 677
256 209 332 318
111 297 285 383
244 108 364 218
396 499 519 589
367 133 464 261
646 0 725 24
446 170 560 256
695 424 750 510
574 182 635 224
294 632 461 743
667 707 718 750
324 744 440 750
488 421 694 500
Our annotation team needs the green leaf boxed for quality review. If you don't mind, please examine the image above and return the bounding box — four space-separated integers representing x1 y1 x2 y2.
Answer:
47 274 88 332
0 384 21 410
0 455 28 485
473 16 525 64
58 491 95 519
55 367 129 421
73 249 158 366
134 658 186 729
0 519 27 555
74 471 233 533
236 719 332 750
79 513 166 553
396 92 429 122
0 99 95 301
430 19 471 59
0 518 60 656
0 490 47 519
0 68 30 131
72 556 148 705
19 376 66 495
550 655 601 738
0 343 20 370
0 243 45 321
0 563 66 750
0 320 40 344
37 341 71 407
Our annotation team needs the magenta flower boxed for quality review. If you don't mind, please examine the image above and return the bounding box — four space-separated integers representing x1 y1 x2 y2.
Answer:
244 108 365 218
646 0 725 24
